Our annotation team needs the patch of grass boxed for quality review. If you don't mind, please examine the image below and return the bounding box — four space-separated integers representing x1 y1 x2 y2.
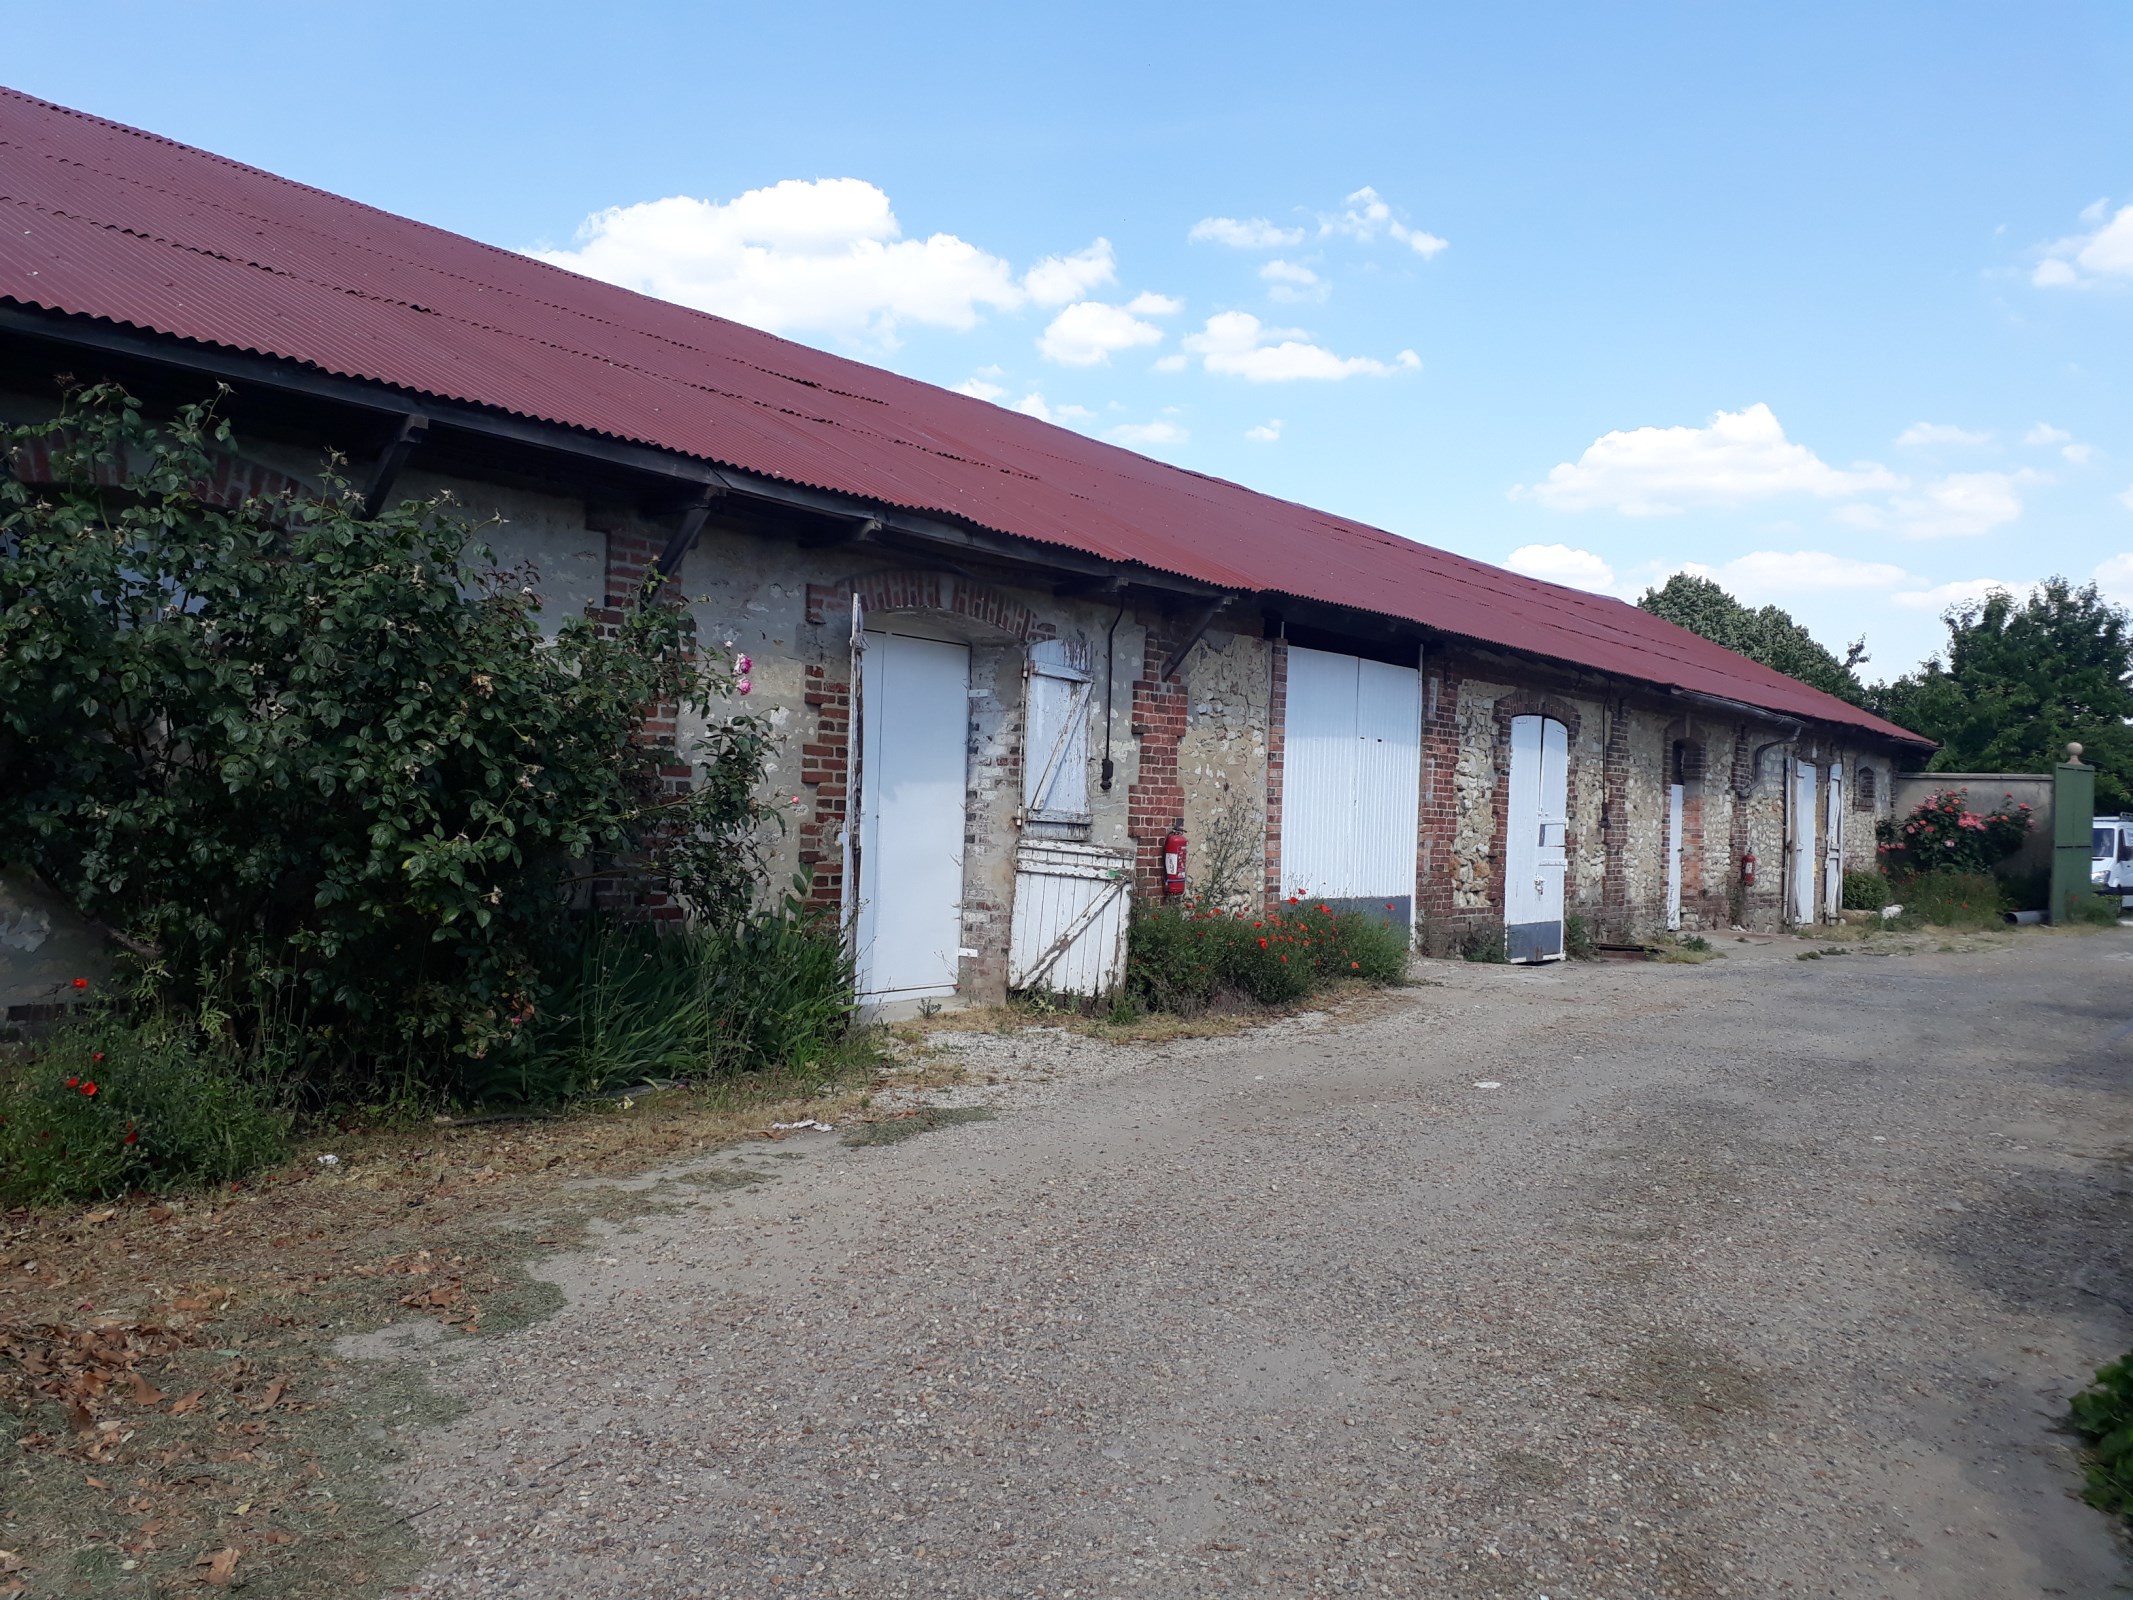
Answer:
1563 912 1597 961
2070 1351 2133 1518
840 1105 998 1147
1460 925 1509 964
1889 869 2010 932
2065 893 2124 928
0 1021 292 1207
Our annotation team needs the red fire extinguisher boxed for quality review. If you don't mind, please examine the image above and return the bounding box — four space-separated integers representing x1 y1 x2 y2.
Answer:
1741 850 1757 887
1162 823 1188 897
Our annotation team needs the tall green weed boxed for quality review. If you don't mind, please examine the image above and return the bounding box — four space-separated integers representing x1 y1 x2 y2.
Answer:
1125 899 1408 1013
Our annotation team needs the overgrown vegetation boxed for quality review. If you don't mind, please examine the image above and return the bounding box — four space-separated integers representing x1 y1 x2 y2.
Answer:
1 388 859 1201
1124 898 1409 1013
2070 1352 2133 1519
1564 911 1597 960
1887 870 2009 931
0 1018 291 1204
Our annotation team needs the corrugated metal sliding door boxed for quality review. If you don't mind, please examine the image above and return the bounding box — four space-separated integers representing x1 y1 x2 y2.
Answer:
1009 639 1130 996
1280 645 1421 927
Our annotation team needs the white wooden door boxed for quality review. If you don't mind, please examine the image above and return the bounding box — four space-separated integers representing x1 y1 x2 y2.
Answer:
1822 762 1845 921
1280 646 1421 926
1009 841 1130 995
1665 782 1685 932
1504 715 1568 962
854 632 968 1001
1788 759 1819 926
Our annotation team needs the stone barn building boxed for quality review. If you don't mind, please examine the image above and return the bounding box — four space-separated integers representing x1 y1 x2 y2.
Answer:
0 88 1930 1015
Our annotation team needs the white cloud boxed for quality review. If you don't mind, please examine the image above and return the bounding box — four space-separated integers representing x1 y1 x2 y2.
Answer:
1126 291 1183 315
2095 553 2133 603
1506 543 1616 592
1259 258 1327 304
1189 216 1306 249
1883 470 2035 539
2119 484 2133 511
953 376 1006 402
2023 421 2094 464
1897 422 1992 448
533 178 1045 343
1891 578 2018 611
1682 550 1911 599
1106 420 1188 448
1245 419 1284 443
1152 353 1188 374
1320 186 1447 257
1259 260 1319 285
1037 300 1167 366
2033 201 2133 287
1022 240 1118 306
1181 311 1419 382
1518 404 1900 515
1010 393 1094 425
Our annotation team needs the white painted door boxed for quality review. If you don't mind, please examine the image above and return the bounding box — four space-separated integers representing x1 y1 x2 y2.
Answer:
1788 759 1818 926
1504 715 1569 962
1280 646 1421 926
1009 841 1130 995
854 631 968 1002
1665 782 1685 932
1822 762 1845 921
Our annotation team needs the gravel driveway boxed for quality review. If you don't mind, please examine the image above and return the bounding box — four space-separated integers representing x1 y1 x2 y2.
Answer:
380 930 2133 1598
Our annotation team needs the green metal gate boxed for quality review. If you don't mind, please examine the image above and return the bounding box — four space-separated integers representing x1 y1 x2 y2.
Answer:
2049 752 2095 925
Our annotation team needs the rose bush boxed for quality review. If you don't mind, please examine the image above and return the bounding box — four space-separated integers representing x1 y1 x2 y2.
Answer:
1875 789 2032 876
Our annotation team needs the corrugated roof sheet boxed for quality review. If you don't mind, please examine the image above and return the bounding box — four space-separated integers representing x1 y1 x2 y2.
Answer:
0 86 1926 744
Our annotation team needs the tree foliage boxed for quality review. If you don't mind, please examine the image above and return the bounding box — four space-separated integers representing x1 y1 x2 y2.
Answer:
1871 580 2133 811
1636 573 1868 704
0 386 774 1080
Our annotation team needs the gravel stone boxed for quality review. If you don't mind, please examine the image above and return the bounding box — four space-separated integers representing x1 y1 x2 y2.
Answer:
383 931 2133 1597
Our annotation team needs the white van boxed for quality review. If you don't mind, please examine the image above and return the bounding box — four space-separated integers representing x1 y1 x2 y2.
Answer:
2093 815 2133 899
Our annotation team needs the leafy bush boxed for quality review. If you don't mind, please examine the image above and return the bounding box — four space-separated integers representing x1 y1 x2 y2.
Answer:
1460 925 1508 964
1842 869 1893 910
0 1022 291 1205
1890 870 2009 930
2069 1351 2133 1518
0 387 775 1088
1124 899 1408 1013
2066 892 2124 928
1876 789 2032 876
468 890 859 1104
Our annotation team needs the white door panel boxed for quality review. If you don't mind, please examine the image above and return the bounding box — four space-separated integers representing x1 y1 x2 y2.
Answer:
1505 715 1568 961
1665 782 1685 932
1788 759 1818 926
854 632 968 1000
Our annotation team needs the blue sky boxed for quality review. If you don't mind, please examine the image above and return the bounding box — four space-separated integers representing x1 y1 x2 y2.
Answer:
8 1 2131 676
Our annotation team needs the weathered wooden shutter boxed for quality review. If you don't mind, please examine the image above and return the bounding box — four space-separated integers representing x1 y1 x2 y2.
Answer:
1022 638 1092 827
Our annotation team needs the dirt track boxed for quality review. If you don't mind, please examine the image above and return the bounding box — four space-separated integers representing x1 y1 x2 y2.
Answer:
380 929 2133 1598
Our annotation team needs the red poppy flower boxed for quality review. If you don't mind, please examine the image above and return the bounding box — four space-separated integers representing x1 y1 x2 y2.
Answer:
64 1076 79 1088
1279 954 1288 963
90 1052 104 1063
1350 961 1360 970
123 1128 139 1146
1258 937 1269 948
71 977 88 990
81 1081 98 1096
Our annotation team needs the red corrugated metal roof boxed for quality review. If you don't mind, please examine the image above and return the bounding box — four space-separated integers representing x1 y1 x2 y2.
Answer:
0 86 1926 744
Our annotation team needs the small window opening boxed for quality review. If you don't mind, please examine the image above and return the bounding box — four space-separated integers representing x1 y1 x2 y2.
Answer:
1854 765 1877 811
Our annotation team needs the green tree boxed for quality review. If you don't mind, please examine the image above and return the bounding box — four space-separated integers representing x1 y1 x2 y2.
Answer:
1636 573 1869 704
0 386 775 1083
1871 579 2133 811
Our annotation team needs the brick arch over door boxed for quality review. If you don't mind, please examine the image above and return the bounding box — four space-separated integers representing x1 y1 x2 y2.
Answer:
805 570 1053 644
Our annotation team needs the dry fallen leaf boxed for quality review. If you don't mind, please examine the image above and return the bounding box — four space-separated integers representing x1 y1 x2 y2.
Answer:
195 1546 240 1586
84 1474 109 1490
81 1208 117 1227
0 1551 28 1573
168 1388 207 1417
130 1372 165 1406
66 1400 93 1433
249 1377 287 1412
